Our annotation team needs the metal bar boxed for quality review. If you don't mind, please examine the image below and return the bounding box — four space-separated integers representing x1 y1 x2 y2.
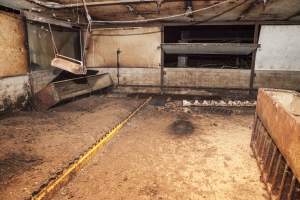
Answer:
185 0 193 11
263 140 274 173
250 113 258 147
292 178 300 199
278 164 289 199
92 21 300 29
249 23 259 91
56 54 82 64
160 25 165 94
117 49 121 86
185 0 193 17
271 154 284 194
267 148 279 183
261 134 271 166
21 12 35 109
254 122 263 153
116 84 258 91
21 13 31 74
253 118 262 145
287 176 296 200
26 0 158 9
23 11 75 28
257 131 266 158
278 165 293 200
161 43 259 55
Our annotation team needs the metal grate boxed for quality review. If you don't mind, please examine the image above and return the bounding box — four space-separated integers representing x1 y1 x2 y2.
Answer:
251 114 300 200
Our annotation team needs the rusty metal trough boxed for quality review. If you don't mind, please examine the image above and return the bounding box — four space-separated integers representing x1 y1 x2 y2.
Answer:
251 88 300 199
34 73 113 110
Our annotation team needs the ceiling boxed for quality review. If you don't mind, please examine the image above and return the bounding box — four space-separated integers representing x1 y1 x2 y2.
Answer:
1 0 300 24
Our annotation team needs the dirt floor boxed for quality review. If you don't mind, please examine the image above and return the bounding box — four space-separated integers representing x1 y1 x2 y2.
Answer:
0 95 142 200
45 97 268 200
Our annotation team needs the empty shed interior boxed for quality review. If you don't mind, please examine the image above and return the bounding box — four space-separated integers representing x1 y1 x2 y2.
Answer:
0 0 300 200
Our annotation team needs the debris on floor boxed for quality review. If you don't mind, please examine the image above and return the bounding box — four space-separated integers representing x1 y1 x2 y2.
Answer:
182 99 256 107
50 103 267 200
155 98 256 116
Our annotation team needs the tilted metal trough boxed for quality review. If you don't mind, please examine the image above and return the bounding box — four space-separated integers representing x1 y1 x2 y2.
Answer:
34 73 113 110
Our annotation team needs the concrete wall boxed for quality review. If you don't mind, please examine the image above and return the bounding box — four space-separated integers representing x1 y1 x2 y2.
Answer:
0 75 30 112
88 25 300 94
256 25 300 71
86 27 161 68
0 11 30 113
93 66 300 94
254 70 300 90
164 68 251 89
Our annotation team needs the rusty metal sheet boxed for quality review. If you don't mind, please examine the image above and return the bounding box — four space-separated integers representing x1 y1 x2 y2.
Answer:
34 73 113 110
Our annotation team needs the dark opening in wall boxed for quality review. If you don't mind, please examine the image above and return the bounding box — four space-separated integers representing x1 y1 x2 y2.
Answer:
163 25 255 69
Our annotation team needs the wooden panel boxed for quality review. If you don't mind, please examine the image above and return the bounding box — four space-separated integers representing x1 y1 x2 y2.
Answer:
0 11 28 77
86 27 161 68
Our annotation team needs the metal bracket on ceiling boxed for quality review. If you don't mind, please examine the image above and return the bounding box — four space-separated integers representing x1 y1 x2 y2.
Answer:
185 0 193 17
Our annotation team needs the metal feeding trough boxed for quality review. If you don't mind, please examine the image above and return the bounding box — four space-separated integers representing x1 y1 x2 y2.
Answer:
251 88 300 199
51 55 86 75
34 73 113 110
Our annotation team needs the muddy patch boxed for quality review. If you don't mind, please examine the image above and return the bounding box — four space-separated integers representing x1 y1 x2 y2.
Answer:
138 184 159 198
169 119 195 135
0 153 42 184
